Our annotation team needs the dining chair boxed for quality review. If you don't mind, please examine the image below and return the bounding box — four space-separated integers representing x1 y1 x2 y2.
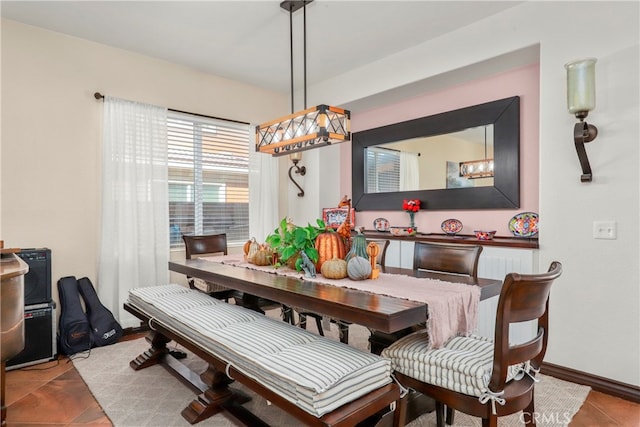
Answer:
383 262 563 427
183 234 292 322
298 239 391 344
413 241 483 278
183 233 237 302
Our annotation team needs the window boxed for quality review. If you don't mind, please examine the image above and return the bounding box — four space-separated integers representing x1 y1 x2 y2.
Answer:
168 111 250 248
366 147 400 193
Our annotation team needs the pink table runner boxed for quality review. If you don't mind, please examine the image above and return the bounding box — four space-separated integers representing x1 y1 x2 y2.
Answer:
202 255 480 349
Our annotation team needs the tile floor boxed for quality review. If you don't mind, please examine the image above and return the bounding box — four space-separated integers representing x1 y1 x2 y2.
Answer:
3 342 639 426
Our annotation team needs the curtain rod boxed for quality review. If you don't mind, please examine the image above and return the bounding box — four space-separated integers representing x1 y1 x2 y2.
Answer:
93 92 250 125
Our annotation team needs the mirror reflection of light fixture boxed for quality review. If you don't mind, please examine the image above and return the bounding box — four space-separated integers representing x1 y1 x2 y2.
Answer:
459 126 494 179
288 152 306 197
256 0 350 157
565 58 598 182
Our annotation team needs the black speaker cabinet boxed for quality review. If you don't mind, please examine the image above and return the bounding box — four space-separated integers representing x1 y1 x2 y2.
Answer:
17 248 52 306
6 302 57 370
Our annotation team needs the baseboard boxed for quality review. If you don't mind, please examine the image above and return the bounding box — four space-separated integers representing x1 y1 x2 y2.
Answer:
541 362 640 403
122 323 150 336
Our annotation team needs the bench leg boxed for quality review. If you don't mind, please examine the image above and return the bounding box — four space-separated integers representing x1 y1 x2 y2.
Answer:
182 364 236 424
129 331 170 370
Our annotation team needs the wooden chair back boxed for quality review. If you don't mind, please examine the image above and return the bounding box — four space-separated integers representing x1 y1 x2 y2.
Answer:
413 241 482 278
489 261 563 391
183 234 228 259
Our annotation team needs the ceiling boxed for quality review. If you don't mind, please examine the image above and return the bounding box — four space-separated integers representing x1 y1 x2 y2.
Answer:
1 1 524 95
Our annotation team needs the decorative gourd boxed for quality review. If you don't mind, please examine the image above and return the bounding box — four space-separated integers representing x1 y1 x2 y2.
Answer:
246 237 260 263
347 256 372 281
345 230 369 263
315 231 347 271
320 256 348 280
243 239 253 256
253 245 272 266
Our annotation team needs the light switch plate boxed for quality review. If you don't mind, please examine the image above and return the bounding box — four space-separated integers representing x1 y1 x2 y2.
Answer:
593 221 617 240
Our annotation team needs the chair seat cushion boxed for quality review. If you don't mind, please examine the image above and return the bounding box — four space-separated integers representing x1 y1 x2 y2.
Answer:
382 330 522 397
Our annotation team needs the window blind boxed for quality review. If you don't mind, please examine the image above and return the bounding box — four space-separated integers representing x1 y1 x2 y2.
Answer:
366 147 400 193
168 111 250 248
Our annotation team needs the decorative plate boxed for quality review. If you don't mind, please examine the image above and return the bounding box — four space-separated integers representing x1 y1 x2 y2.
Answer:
441 218 463 235
373 217 390 232
509 212 539 237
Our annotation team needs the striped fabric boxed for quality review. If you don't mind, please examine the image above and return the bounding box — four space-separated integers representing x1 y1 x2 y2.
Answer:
127 285 392 418
382 331 523 397
129 283 191 299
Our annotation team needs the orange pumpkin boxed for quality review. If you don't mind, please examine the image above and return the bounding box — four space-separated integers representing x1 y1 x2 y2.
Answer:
243 239 253 255
315 231 346 271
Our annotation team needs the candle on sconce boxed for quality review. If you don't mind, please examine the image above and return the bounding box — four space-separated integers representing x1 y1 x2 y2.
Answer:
565 58 597 116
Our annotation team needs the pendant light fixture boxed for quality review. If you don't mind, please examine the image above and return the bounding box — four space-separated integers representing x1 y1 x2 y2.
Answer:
256 0 351 157
459 126 494 179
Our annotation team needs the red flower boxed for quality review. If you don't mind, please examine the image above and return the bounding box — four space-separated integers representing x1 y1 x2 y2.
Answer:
403 199 421 212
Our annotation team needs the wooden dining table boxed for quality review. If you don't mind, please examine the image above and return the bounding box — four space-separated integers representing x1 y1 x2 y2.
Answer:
168 258 501 335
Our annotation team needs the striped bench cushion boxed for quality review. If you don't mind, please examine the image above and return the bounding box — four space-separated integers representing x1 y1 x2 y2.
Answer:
381 330 522 397
128 285 392 418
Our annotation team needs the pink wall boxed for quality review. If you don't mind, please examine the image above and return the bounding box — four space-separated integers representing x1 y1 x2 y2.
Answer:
340 63 540 236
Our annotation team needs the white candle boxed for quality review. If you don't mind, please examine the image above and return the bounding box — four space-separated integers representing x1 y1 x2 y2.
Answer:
565 58 597 114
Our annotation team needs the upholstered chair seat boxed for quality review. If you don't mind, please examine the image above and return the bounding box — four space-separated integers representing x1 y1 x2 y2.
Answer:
383 331 526 399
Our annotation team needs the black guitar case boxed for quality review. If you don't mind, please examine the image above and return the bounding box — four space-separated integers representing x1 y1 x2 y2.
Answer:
77 277 123 347
57 276 92 355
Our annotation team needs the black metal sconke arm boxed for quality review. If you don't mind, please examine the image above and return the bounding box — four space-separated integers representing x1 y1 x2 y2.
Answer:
574 113 598 182
288 160 306 197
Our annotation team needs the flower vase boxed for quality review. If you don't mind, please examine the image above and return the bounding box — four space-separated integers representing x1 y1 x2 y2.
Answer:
408 212 417 234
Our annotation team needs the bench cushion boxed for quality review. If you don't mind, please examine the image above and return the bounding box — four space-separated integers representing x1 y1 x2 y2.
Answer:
128 284 392 417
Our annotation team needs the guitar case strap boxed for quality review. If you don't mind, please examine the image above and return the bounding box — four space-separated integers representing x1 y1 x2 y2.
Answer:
57 276 91 355
77 277 123 347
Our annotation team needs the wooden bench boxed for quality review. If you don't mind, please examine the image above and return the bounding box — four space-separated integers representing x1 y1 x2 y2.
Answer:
124 284 404 427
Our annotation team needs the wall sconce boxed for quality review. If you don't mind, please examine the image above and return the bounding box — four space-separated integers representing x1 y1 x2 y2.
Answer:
288 152 306 197
565 58 598 182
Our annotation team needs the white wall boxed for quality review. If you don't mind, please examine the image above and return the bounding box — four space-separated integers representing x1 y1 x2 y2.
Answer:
0 20 288 308
310 2 639 386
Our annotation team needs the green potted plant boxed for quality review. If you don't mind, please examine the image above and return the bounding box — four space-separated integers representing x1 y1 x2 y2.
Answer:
265 217 324 271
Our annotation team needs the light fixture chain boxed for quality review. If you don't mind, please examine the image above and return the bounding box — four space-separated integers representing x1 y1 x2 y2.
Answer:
289 7 294 114
303 1 307 109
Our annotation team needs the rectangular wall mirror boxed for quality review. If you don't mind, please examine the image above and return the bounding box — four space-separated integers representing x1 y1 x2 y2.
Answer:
352 96 520 210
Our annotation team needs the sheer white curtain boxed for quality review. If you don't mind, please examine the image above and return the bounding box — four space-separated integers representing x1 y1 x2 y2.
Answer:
98 96 169 328
249 129 279 240
400 151 420 191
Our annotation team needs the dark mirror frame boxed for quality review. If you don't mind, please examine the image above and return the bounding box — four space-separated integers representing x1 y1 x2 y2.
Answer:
352 96 520 211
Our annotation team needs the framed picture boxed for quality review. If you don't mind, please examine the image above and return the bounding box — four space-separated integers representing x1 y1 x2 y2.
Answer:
322 207 355 229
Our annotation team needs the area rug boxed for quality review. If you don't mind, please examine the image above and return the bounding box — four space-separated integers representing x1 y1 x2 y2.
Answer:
72 317 590 427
